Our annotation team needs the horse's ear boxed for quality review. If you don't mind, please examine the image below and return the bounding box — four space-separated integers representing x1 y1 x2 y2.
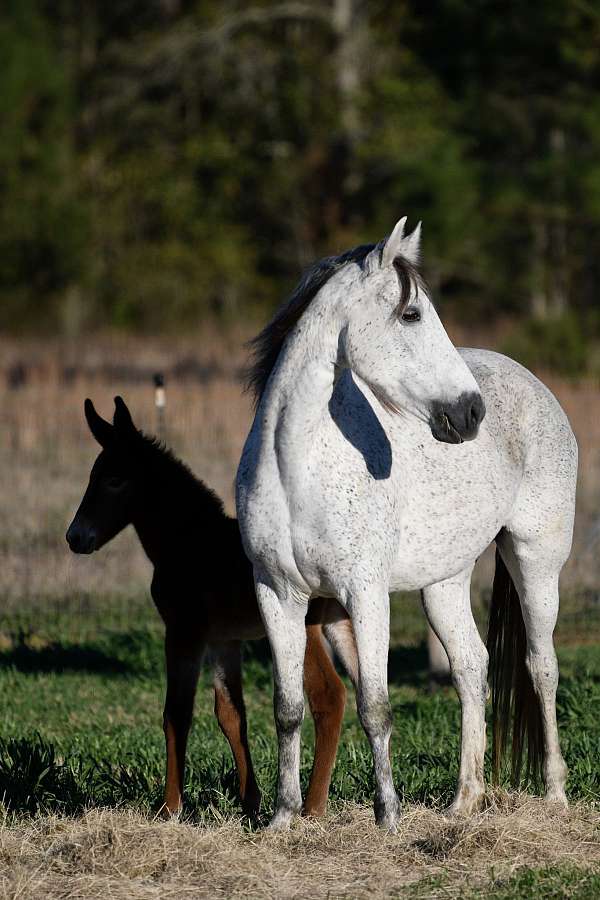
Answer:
381 217 422 267
113 396 138 436
381 217 407 267
84 399 114 448
401 221 422 265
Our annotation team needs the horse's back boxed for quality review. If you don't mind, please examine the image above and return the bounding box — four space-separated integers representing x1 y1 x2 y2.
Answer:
460 348 577 484
460 348 577 561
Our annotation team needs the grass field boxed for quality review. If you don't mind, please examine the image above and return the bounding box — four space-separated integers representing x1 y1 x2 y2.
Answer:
0 600 600 897
1 332 600 897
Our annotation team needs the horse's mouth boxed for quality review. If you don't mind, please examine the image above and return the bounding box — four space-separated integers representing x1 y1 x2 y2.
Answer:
442 415 464 444
430 413 464 445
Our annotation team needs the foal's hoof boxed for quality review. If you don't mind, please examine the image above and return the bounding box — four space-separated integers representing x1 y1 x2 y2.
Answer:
158 803 181 822
302 803 327 819
241 791 262 820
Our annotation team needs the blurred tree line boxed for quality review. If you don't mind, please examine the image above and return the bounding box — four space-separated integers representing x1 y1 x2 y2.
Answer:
2 0 600 367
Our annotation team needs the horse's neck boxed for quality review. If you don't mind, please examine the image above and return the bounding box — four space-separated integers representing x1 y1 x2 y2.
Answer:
260 308 341 459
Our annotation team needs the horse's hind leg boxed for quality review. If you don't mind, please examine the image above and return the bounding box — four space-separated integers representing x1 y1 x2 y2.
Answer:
303 623 346 817
422 565 488 816
497 533 568 805
163 628 203 816
212 641 261 817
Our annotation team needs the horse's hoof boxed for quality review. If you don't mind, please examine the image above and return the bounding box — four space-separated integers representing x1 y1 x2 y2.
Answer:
375 797 400 832
545 790 568 813
445 790 484 818
376 814 399 833
268 806 297 831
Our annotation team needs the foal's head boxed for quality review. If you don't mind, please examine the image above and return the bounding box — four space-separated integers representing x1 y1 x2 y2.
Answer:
66 397 146 554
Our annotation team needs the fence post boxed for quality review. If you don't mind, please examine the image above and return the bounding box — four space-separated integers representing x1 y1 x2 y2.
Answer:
153 372 166 440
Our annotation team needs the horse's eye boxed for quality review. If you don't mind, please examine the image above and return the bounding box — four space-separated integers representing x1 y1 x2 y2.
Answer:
106 476 126 491
401 306 421 324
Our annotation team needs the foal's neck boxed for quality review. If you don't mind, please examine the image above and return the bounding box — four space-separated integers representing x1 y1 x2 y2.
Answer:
131 445 228 568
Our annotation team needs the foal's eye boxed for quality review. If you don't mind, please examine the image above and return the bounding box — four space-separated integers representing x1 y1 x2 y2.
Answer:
105 476 126 491
401 306 421 323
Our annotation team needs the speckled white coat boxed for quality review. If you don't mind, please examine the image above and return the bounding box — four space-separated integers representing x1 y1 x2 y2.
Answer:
236 222 578 830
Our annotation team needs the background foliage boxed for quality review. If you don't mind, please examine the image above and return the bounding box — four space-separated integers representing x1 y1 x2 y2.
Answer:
2 0 600 358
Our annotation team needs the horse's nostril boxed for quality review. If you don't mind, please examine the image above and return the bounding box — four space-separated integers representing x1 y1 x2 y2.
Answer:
468 395 486 431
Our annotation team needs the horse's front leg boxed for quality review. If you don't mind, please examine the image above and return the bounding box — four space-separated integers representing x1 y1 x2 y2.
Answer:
212 641 261 817
349 585 399 830
162 627 203 817
255 575 308 830
421 566 488 817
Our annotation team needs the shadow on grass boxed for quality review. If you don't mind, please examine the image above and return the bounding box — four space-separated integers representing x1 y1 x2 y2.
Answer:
0 643 133 674
0 631 162 676
388 642 432 688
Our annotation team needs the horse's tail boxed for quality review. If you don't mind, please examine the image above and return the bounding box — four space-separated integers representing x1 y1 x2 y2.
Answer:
486 547 544 786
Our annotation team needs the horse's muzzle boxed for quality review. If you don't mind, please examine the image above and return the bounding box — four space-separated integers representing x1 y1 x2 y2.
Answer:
66 522 97 554
429 392 486 444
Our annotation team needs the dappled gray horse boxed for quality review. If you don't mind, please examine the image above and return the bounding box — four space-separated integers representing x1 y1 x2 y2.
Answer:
236 218 577 830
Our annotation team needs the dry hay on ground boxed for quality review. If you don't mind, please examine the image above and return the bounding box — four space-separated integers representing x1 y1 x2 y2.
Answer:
0 794 599 899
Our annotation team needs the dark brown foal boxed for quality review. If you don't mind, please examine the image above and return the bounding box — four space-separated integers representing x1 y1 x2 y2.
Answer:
67 396 355 818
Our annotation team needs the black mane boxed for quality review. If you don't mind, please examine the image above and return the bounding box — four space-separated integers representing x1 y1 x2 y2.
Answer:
245 242 379 405
136 431 225 519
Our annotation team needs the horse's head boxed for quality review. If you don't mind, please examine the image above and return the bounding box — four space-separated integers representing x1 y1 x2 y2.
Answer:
66 397 141 554
339 217 485 443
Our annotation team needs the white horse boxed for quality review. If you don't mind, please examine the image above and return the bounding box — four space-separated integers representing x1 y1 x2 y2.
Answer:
236 218 577 830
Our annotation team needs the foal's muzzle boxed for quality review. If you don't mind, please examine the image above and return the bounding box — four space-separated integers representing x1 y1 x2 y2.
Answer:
66 522 97 554
429 392 486 444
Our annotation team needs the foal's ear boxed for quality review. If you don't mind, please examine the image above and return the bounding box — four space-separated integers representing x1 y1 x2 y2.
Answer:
84 399 114 448
113 396 138 437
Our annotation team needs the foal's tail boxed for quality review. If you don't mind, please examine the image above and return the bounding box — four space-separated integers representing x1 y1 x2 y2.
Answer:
486 548 544 786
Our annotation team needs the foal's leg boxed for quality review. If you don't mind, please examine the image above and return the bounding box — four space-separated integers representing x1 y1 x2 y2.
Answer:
498 535 568 806
163 629 203 816
349 586 399 830
255 575 308 830
322 614 359 688
212 641 261 817
303 623 346 817
422 565 488 816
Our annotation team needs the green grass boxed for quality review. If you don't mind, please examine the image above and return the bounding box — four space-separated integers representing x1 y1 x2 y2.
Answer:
470 867 600 898
0 593 599 825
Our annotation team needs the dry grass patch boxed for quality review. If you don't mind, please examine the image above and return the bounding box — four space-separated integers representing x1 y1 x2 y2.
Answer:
0 794 599 899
